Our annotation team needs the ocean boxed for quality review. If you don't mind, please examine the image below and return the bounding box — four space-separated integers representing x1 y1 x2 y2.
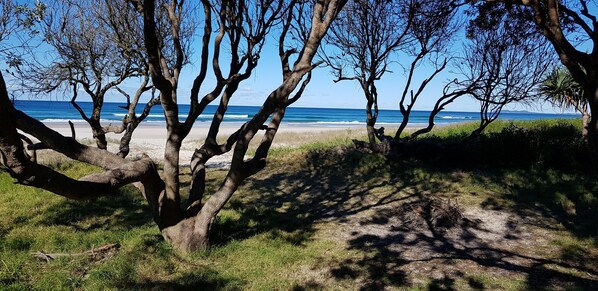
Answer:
13 100 578 126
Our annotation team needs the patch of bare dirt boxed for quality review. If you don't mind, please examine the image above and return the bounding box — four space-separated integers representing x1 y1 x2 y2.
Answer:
317 196 598 290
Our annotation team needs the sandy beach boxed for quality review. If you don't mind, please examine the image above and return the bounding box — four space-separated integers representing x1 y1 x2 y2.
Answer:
37 122 369 168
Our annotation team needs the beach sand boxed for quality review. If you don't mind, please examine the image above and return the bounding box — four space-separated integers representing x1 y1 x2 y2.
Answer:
36 122 370 168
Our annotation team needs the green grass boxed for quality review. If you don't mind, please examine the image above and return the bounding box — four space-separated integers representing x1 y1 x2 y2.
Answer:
1 119 597 290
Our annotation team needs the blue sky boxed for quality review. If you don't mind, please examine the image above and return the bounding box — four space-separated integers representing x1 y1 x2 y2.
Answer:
101 38 562 114
7 1 583 114
91 23 565 114
162 37 564 113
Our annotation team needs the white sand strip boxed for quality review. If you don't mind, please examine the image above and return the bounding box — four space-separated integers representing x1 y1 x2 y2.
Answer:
35 122 369 168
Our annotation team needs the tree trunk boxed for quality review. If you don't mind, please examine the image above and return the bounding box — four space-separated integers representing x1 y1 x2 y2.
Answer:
395 116 409 141
469 120 490 140
586 91 598 160
582 112 590 140
117 123 136 158
161 217 209 252
91 124 108 150
364 83 379 146
165 174 240 251
162 128 183 225
365 101 376 145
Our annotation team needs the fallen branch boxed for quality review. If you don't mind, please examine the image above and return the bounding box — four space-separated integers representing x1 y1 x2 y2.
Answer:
32 243 120 262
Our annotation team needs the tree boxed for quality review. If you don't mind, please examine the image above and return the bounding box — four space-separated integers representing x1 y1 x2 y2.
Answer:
392 0 462 141
0 0 347 252
0 0 46 57
15 0 168 157
539 67 590 137
324 0 465 151
481 0 598 158
324 0 412 147
465 6 552 137
397 3 551 141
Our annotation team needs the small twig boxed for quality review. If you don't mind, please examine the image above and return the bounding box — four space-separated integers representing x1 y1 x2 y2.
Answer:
32 243 120 262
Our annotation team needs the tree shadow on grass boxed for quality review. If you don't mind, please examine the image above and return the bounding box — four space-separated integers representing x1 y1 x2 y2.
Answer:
36 185 153 232
473 169 598 239
209 150 483 289
124 272 245 291
92 234 247 290
110 272 244 291
210 122 598 289
210 150 425 247
8 122 594 289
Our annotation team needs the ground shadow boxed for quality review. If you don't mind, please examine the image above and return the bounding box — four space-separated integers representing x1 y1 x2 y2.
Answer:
209 122 598 289
37 185 153 232
5 122 594 289
210 150 426 246
338 198 598 290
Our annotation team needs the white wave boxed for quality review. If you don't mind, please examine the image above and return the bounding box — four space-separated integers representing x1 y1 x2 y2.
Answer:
376 122 406 125
314 121 364 125
440 115 473 120
197 114 249 119
41 118 125 124
139 114 249 119
100 119 128 123
227 115 249 119
41 119 87 123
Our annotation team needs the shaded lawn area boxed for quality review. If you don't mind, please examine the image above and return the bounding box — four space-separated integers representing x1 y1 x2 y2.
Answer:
1 120 597 290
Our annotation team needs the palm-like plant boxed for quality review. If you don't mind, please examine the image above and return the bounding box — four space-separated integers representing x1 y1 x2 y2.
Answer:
539 67 590 137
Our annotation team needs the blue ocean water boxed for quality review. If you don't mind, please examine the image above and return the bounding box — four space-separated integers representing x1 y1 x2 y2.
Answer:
13 100 578 126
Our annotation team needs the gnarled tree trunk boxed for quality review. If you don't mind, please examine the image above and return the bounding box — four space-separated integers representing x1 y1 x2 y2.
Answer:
132 0 348 251
1 0 347 254
365 87 378 145
585 87 598 159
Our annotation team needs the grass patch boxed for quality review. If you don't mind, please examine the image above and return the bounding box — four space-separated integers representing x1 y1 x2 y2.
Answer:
1 119 597 289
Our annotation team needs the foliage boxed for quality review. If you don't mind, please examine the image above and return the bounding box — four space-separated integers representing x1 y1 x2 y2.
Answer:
539 67 588 115
415 119 589 169
0 0 46 71
323 0 411 144
472 0 598 155
461 2 554 137
8 0 166 153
